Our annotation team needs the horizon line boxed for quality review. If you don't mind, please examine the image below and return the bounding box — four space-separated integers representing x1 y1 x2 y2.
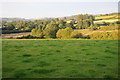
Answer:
1 12 118 19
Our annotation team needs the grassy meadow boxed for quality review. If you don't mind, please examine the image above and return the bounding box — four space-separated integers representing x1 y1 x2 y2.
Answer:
2 39 118 78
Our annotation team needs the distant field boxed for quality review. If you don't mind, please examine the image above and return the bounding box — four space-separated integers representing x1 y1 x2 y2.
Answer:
94 19 118 24
2 32 31 39
95 15 117 20
73 29 118 37
94 14 118 24
2 39 118 78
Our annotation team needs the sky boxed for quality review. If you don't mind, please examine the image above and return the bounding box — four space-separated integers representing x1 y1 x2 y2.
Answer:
0 0 119 19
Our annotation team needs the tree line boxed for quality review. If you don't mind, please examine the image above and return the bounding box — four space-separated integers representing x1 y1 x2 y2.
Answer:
2 14 119 39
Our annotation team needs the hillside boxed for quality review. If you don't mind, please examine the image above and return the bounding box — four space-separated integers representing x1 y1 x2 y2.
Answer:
94 13 119 24
2 18 34 23
1 13 119 39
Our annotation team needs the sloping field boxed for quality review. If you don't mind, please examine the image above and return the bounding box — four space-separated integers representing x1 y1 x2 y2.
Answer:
2 39 118 78
74 29 118 36
94 14 118 24
95 15 118 20
94 19 118 24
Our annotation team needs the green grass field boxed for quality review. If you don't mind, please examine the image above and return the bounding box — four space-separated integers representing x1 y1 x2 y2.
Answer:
2 39 118 78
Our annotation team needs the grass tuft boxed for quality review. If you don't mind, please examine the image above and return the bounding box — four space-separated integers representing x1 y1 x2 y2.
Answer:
56 50 61 52
97 64 106 67
14 70 26 78
22 59 32 63
37 61 50 67
32 69 56 74
22 54 32 57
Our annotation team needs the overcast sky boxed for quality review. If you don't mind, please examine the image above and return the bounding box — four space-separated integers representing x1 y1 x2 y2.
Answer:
0 0 119 19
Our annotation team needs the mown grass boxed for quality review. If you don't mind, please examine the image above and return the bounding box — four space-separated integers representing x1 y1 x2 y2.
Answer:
2 39 118 78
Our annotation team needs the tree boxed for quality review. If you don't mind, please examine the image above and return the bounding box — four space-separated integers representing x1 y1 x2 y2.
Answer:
59 24 65 29
76 14 94 29
5 22 15 30
56 27 73 39
82 20 91 29
54 18 59 22
58 20 66 29
56 29 63 38
65 23 73 28
76 14 83 21
93 23 99 30
77 21 83 29
44 23 59 38
36 28 43 38
31 28 43 38
70 30 83 38
31 29 37 36
15 21 26 29
63 17 67 20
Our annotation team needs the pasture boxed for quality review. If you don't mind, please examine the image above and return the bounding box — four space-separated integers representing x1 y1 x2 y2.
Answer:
95 15 117 20
2 39 118 78
94 14 118 24
94 19 118 24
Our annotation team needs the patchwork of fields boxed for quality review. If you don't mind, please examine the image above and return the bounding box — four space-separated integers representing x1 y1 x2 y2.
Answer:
94 14 118 23
2 39 118 78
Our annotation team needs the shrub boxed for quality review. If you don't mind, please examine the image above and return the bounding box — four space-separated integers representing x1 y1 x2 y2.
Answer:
56 29 63 38
44 24 59 38
56 27 73 39
31 28 44 38
70 30 83 38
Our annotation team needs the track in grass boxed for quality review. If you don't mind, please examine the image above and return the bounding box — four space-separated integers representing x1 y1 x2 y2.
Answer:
2 39 118 78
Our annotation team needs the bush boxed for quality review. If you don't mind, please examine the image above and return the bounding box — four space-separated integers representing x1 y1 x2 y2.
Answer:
31 28 44 38
44 24 59 38
56 27 73 39
70 30 83 38
56 29 63 38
